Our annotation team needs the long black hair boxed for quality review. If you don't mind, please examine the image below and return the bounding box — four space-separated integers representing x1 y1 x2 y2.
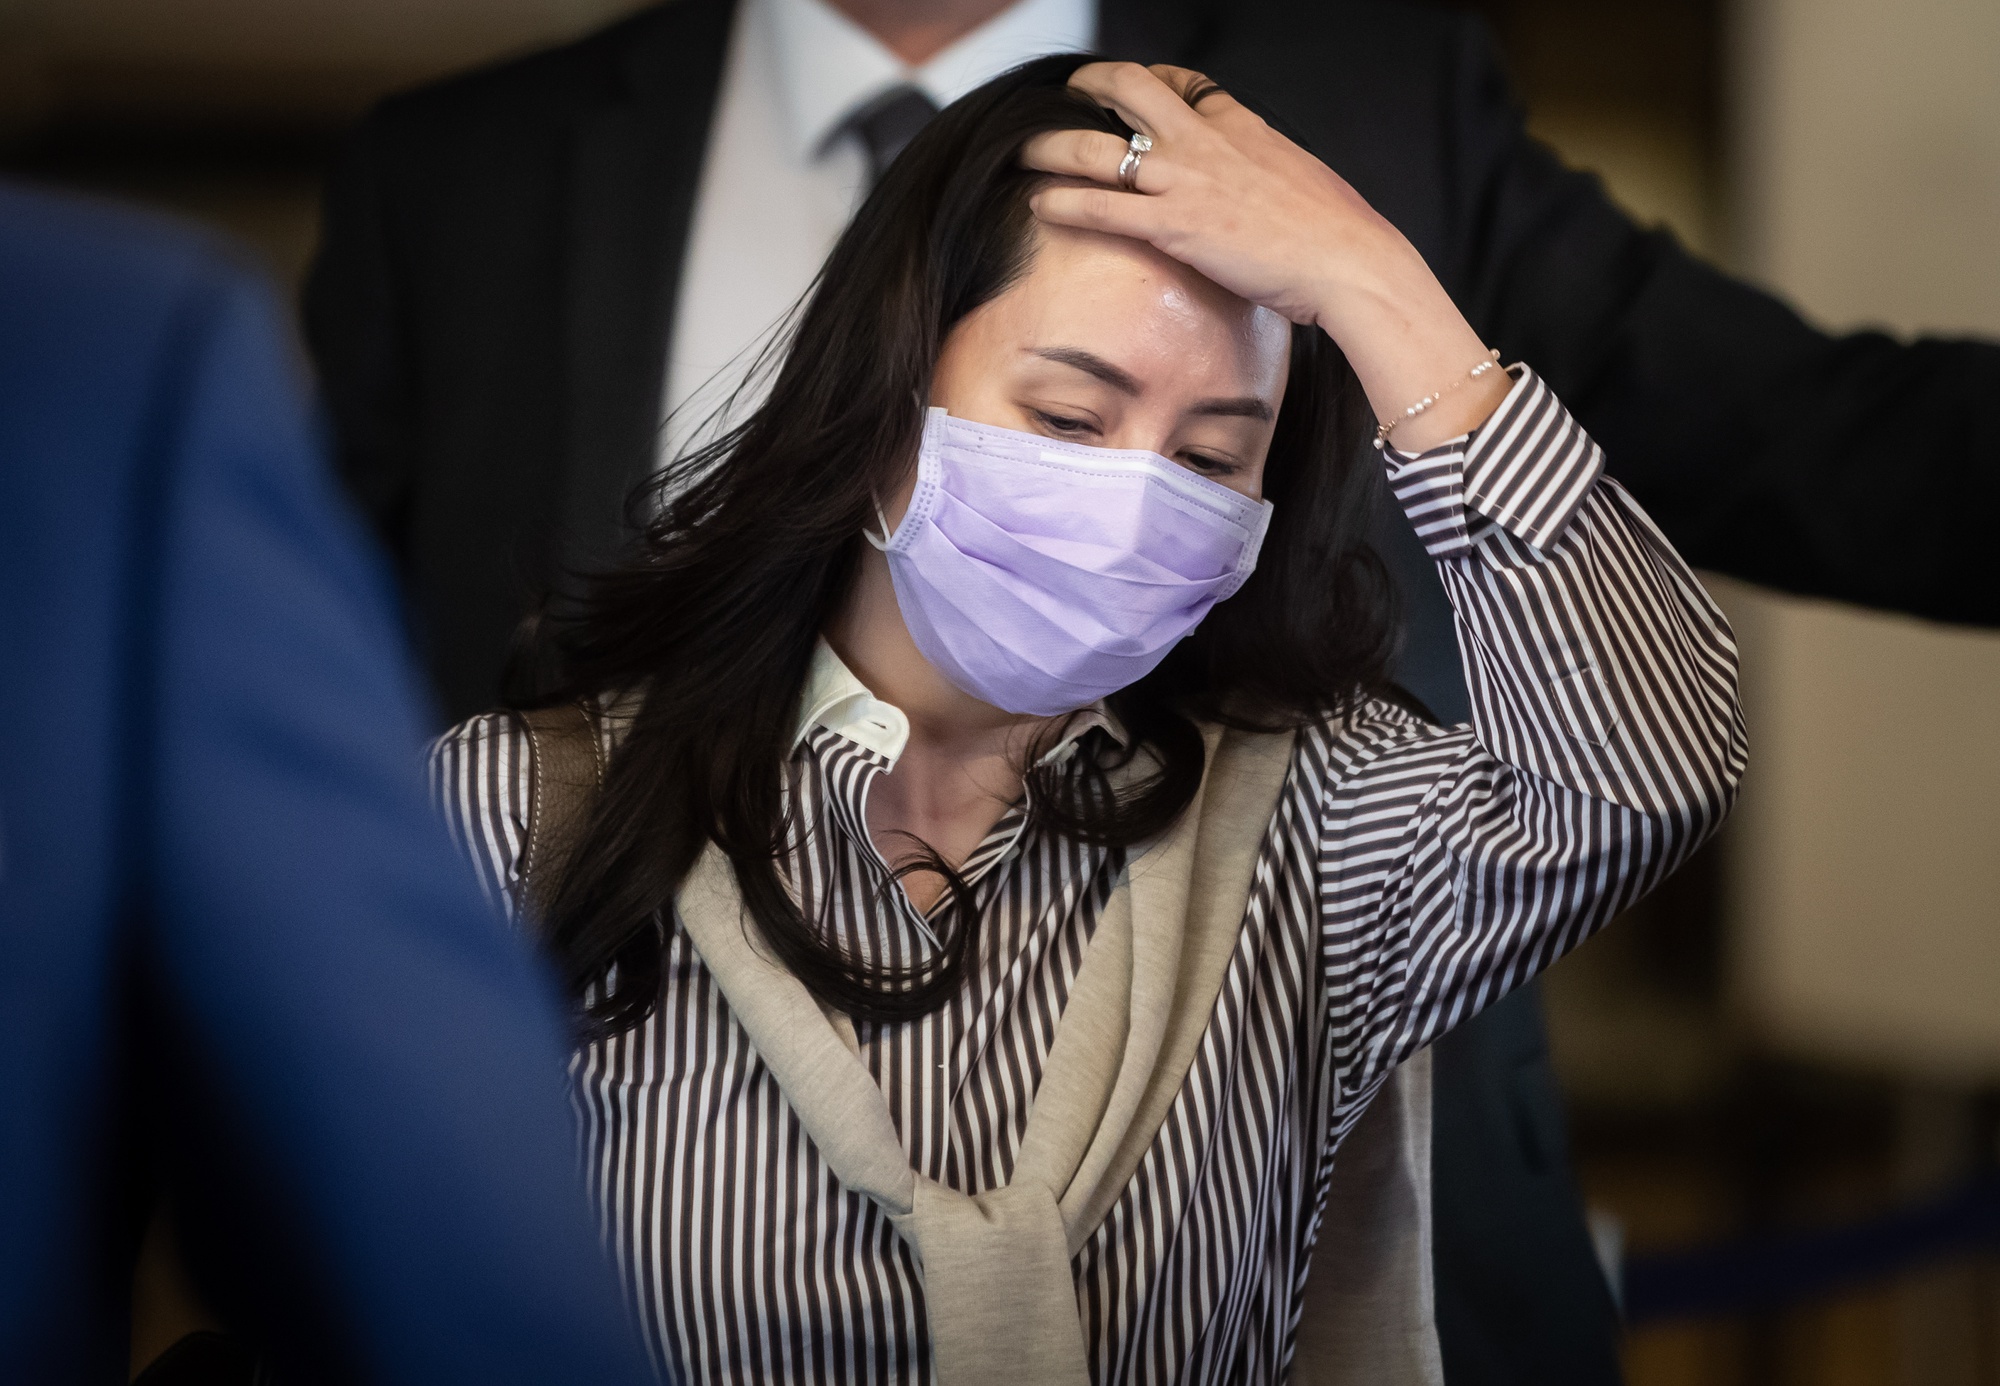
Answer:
522 55 1398 1035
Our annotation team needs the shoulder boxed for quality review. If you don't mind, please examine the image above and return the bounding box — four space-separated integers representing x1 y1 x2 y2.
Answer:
435 706 528 746
0 183 299 519
1204 0 1485 108
1295 689 1473 780
429 711 534 906
1315 691 1433 744
355 0 728 156
427 698 629 833
327 0 734 258
429 711 533 829
1195 0 1504 251
1224 0 1470 50
0 181 269 371
430 709 532 780
1316 683 1453 737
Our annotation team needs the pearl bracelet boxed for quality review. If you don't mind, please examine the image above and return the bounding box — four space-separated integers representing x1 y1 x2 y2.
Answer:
1372 349 1503 450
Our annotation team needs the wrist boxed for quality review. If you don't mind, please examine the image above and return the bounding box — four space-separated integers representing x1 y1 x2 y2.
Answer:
1310 268 1503 451
1383 364 1511 454
1311 256 1484 393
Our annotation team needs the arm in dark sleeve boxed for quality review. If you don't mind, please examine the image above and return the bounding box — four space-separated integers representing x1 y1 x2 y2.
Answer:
301 121 420 572
1442 16 2000 627
146 260 655 1385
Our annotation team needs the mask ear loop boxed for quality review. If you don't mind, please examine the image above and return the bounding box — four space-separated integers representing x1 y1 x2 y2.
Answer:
863 496 895 551
866 397 929 550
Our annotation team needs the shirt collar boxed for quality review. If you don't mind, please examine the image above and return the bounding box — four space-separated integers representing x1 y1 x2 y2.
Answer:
764 0 1096 163
792 639 1124 768
795 639 911 762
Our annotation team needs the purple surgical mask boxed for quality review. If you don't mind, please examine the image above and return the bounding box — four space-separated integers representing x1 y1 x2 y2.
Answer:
868 407 1273 716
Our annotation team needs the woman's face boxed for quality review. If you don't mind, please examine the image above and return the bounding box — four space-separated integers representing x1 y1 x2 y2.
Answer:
925 221 1291 504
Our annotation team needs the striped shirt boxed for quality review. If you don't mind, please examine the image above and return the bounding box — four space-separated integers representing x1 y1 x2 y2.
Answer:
431 368 1745 1385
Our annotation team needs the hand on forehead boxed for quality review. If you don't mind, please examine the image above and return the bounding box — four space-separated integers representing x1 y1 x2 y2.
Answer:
929 222 1291 500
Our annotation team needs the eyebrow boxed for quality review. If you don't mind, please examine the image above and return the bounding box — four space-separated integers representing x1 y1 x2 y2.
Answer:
1030 346 1141 394
1028 346 1274 423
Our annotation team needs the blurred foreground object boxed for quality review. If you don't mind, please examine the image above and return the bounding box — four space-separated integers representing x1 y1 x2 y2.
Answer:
1722 2 2000 1381
1721 583 2000 1082
1725 0 2000 1085
0 182 654 1386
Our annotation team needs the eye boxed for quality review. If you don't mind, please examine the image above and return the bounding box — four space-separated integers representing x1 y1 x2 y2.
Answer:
1031 409 1097 438
1179 452 1240 478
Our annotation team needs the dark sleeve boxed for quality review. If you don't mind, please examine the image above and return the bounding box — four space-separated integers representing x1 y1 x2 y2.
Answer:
301 119 420 572
1442 16 2000 627
146 262 656 1385
1429 984 1621 1384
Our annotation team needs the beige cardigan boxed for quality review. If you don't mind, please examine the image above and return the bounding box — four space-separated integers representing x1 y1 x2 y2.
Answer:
524 706 1443 1385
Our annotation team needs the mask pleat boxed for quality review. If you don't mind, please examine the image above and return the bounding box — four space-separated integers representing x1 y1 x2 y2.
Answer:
879 407 1272 715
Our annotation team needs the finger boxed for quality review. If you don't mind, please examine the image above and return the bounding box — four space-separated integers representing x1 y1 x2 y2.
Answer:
1028 184 1166 244
1152 65 1256 134
1146 64 1226 111
1020 128 1169 191
1064 61 1207 143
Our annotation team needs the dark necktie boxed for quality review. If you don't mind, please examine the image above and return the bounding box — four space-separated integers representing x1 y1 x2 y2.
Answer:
845 84 941 186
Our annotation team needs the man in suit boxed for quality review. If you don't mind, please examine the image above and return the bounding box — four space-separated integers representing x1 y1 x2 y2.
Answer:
300 1 2000 1380
0 182 657 1386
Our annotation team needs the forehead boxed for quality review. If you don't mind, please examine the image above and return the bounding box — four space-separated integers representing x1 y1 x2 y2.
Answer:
979 223 1290 394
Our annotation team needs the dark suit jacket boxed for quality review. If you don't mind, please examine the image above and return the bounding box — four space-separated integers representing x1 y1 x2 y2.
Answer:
303 0 2000 725
299 2 1999 1381
0 184 654 1386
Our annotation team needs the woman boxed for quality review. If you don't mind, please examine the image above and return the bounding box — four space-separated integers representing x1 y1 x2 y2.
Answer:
432 57 1743 1385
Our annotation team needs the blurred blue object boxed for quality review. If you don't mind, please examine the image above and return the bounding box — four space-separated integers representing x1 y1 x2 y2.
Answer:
0 181 657 1386
1624 1175 2000 1324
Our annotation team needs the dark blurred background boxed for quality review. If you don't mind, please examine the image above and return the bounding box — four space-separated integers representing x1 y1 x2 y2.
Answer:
6 1 1995 1381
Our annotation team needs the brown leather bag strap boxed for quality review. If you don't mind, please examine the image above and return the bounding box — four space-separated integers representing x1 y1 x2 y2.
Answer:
516 700 606 919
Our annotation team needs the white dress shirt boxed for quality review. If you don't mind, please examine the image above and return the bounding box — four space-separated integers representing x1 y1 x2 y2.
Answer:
660 0 1095 463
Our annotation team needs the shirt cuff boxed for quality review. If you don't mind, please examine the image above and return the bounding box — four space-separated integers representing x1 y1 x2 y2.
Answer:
1383 365 1606 560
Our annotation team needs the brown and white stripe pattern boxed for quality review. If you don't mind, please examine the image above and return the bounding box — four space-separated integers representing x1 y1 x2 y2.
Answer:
430 367 1745 1384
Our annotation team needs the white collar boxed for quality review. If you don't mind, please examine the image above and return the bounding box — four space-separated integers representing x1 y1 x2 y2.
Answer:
792 640 1122 768
764 0 1096 164
795 639 912 761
